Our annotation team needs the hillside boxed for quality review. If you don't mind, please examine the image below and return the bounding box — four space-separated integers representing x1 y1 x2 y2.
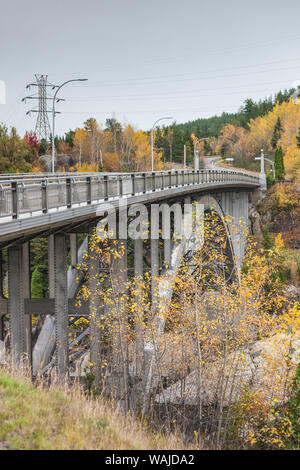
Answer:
0 368 188 450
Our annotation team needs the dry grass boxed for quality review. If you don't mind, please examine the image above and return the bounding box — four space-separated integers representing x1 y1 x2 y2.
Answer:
0 365 191 450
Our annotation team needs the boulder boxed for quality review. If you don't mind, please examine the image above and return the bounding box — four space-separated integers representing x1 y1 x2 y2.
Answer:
155 332 300 407
249 205 263 239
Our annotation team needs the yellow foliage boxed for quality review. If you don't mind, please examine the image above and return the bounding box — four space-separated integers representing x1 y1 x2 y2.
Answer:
103 152 119 172
274 233 284 250
216 98 300 179
72 162 98 172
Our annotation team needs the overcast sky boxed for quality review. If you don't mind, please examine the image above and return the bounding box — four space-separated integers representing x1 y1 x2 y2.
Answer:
1 0 300 137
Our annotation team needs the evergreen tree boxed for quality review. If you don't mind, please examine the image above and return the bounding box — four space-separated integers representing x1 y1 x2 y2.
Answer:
242 98 257 122
31 266 44 298
65 129 75 148
287 362 300 446
271 117 283 150
274 146 285 180
30 238 49 297
203 139 212 155
220 142 228 158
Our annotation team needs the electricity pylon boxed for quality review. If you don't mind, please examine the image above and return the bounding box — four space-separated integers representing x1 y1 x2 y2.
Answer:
22 75 59 142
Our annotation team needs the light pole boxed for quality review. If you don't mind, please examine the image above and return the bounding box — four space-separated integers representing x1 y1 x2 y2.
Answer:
193 137 210 170
51 78 88 173
254 148 267 190
151 117 172 171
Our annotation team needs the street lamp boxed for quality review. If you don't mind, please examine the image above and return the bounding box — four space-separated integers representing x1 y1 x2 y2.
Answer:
51 78 88 173
151 117 172 171
193 137 210 170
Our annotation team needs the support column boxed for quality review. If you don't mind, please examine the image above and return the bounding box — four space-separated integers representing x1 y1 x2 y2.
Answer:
134 237 144 407
8 245 25 364
134 238 143 277
151 238 159 308
48 234 55 298
164 239 171 268
70 233 78 268
22 242 32 363
0 250 4 341
111 235 128 405
221 191 249 273
54 233 68 378
151 202 160 311
88 228 102 385
162 204 171 268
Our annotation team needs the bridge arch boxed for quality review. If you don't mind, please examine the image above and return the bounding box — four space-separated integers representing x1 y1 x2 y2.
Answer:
196 194 237 273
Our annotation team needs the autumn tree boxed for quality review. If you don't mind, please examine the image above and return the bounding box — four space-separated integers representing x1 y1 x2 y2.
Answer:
0 124 32 172
73 128 88 167
84 118 98 163
105 118 122 155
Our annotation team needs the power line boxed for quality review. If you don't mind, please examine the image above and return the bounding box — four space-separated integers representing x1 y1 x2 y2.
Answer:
73 57 300 89
46 33 300 75
64 79 295 102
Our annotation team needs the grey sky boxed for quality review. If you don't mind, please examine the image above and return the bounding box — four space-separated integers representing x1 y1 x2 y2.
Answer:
1 0 300 137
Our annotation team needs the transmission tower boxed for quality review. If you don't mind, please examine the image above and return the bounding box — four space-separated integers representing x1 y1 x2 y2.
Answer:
22 75 59 142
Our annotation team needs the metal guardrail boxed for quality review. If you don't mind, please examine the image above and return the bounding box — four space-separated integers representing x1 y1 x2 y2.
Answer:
0 169 259 221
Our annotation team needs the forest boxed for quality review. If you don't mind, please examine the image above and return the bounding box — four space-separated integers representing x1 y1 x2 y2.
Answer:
0 87 298 177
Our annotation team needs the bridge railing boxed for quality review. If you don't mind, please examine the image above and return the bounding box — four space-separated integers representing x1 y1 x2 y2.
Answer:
0 169 259 220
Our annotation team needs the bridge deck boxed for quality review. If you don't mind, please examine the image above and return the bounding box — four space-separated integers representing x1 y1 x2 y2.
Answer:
0 169 259 245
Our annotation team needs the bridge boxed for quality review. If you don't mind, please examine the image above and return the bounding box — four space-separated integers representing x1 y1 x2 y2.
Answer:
0 168 261 378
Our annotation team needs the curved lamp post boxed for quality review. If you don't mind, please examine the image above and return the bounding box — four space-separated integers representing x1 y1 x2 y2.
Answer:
151 116 172 171
51 78 88 173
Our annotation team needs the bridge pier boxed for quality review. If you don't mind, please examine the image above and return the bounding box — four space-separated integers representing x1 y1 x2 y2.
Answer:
70 234 78 268
88 228 102 385
134 237 144 385
54 233 68 378
110 236 128 405
22 242 32 361
221 190 249 272
8 245 26 365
